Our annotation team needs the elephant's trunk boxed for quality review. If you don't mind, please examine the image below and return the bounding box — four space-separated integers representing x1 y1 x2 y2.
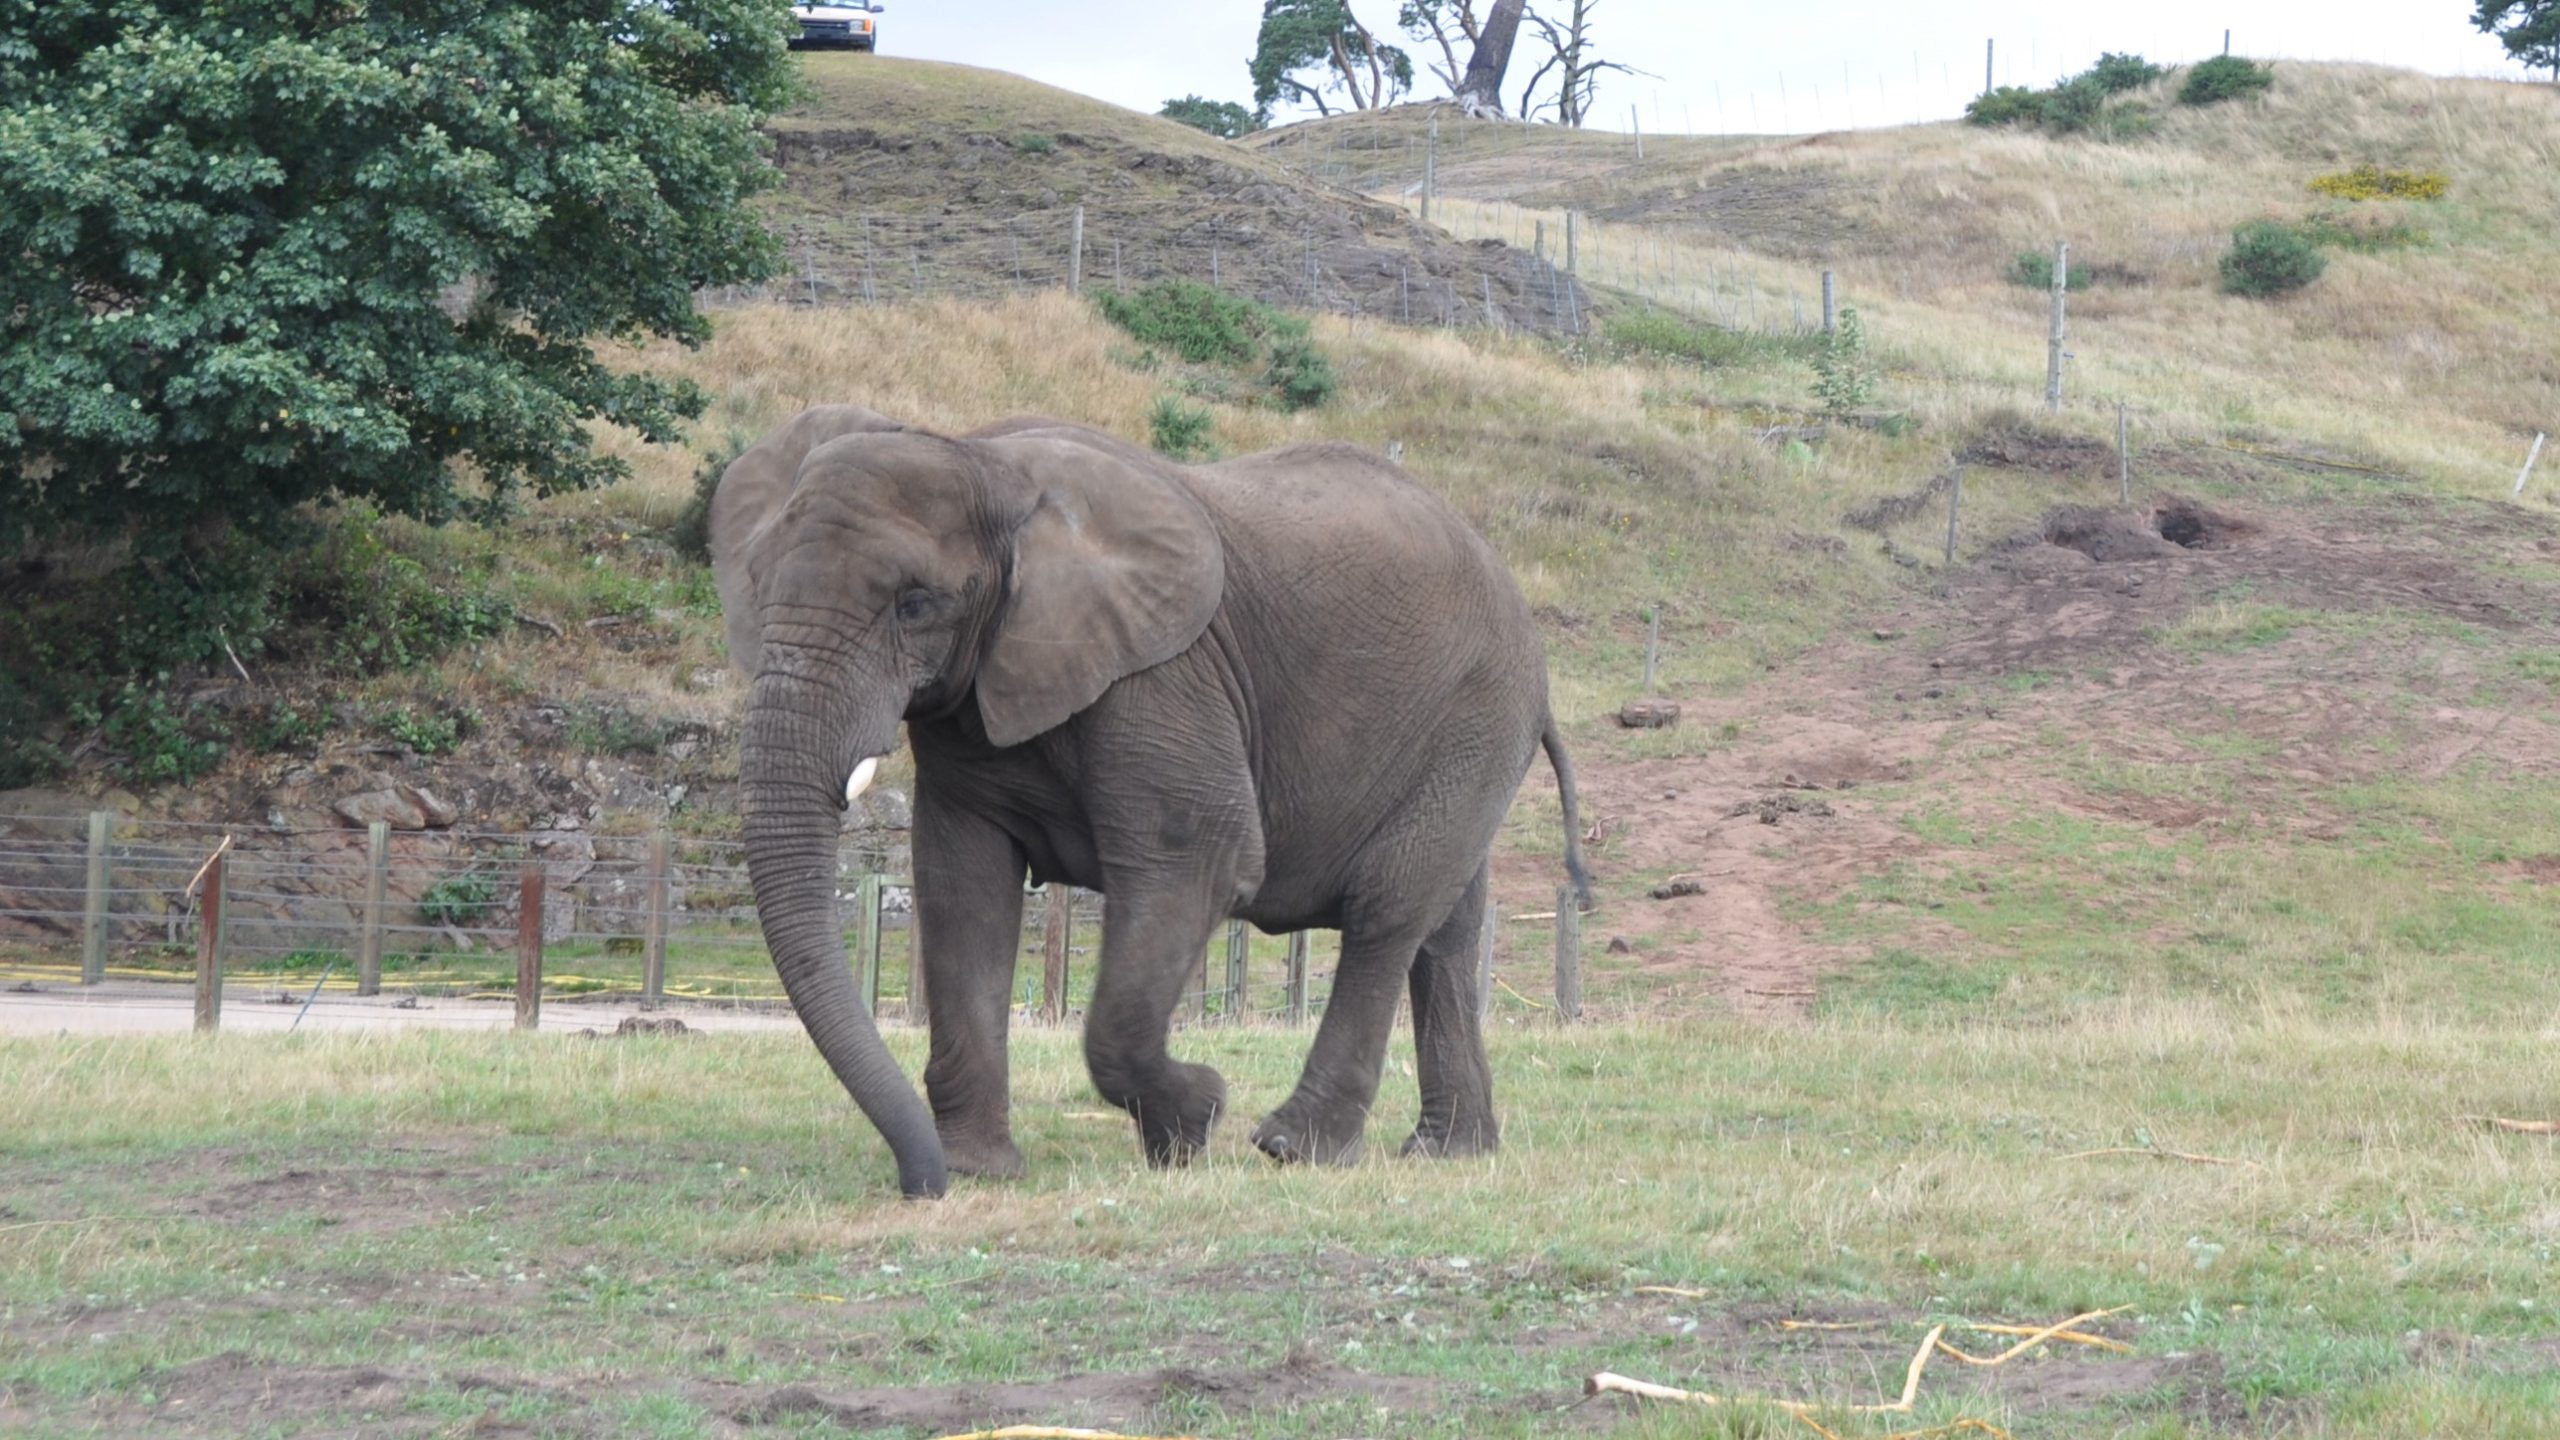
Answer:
741 657 948 1200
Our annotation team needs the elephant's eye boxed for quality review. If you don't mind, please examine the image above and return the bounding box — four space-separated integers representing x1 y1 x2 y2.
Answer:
894 587 939 624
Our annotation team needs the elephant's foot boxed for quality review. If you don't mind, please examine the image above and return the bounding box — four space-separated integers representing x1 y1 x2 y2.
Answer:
939 1129 1026 1180
1400 1113 1499 1159
1124 1061 1226 1168
1251 1098 1369 1166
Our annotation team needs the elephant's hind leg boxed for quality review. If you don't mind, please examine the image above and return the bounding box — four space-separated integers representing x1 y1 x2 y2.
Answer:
1401 860 1499 1159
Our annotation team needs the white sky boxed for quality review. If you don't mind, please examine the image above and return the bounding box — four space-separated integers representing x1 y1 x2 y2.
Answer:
866 1 2544 133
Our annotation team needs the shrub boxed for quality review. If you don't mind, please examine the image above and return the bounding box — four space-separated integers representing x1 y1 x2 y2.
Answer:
1811 308 1879 420
1263 321 1338 411
2307 164 2450 202
2180 55 2274 106
670 433 750 564
94 682 229 784
419 874 498 928
2083 52 2165 94
1965 86 2046 127
1098 280 1266 365
1147 396 1216 461
2037 76 2109 134
2009 250 2092 291
2219 220 2327 296
1012 132 1057 154
1159 96 1262 138
565 701 674 756
377 704 471 756
249 700 333 754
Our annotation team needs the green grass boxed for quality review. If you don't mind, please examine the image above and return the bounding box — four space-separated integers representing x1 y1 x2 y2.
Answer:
1 1016 2554 1437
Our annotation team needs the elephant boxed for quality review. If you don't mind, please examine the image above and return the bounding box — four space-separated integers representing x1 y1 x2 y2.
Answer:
712 404 1590 1198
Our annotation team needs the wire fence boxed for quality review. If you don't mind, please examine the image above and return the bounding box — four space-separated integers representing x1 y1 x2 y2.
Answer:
0 811 1345 1026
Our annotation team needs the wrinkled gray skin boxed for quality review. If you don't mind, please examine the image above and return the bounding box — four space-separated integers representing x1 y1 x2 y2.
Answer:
713 405 1591 1198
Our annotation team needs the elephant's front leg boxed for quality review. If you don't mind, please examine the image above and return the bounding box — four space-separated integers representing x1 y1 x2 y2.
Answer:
912 791 1029 1179
1084 875 1235 1167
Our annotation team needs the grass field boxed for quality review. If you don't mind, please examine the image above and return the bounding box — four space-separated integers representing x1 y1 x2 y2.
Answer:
3 1010 2557 1438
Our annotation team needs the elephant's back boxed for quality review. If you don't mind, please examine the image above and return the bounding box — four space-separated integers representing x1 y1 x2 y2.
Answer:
1195 443 1524 615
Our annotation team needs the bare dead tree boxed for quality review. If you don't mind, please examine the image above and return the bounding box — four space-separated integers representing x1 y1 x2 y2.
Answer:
1400 0 1485 93
1516 0 1641 128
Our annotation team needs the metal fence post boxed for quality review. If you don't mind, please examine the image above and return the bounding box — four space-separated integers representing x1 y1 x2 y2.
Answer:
514 863 544 1031
641 828 670 1010
2045 239 2069 413
1821 269 1837 336
80 810 110 985
1286 932 1310 1024
1553 885 1582 1020
356 820 388 996
193 848 226 1033
1224 919 1249 1021
1068 205 1085 295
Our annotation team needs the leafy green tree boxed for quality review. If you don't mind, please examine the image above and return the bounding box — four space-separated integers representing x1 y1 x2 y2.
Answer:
1251 1 1414 122
1159 95 1264 138
0 1 797 555
2475 1 2560 78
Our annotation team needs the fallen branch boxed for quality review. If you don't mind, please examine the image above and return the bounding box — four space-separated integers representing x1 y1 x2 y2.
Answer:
2461 1114 2560 1135
1586 1323 1945 1416
1633 1285 1708 1298
1777 1318 1880 1331
1952 1317 2131 1355
1932 1307 2134 1365
2061 1146 2262 1171
1495 976 1551 1010
1511 911 1558 923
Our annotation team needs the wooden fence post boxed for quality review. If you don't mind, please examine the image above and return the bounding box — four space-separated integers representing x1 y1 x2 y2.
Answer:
1945 466 1965 566
1565 212 1579 274
1422 110 1437 223
193 848 226 1033
80 810 110 986
641 828 670 1010
356 820 389 996
1224 919 1249 1022
2514 432 2546 499
1068 205 1085 295
858 872 885 1018
1631 105 1643 160
2045 239 2069 413
1642 606 1661 692
2118 402 2132 505
1821 269 1837 336
514 863 543 1031
1286 932 1311 1025
1041 886 1071 1021
1191 939 1210 1025
1475 890 1497 1020
1553 884 1581 1020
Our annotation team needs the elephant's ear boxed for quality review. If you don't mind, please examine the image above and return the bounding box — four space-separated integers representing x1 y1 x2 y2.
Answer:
975 438 1224 748
711 406 906 675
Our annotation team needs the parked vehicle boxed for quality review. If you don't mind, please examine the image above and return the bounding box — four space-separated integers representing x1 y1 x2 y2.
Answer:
788 2 885 52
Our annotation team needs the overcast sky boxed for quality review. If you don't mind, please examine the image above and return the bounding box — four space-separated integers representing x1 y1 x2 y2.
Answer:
864 1 2543 133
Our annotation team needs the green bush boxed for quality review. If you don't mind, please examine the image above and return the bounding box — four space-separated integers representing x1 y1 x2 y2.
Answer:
1965 86 2047 127
249 700 334 754
2219 220 2327 296
670 434 750 564
1147 396 1217 461
1811 308 1879 420
2038 76 2110 134
419 874 499 928
1098 280 1267 365
2083 52 2165 94
1159 96 1262 138
1263 321 1338 411
377 705 471 756
565 701 674 757
2180 55 2275 106
1011 132 1057 154
92 681 229 785
2009 250 2092 291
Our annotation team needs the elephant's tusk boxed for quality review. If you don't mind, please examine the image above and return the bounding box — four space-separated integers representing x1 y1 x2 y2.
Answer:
845 755 881 805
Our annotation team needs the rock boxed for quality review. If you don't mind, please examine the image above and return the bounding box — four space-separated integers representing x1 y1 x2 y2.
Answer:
331 782 457 831
1605 936 1633 955
1649 878 1705 900
1617 698 1682 729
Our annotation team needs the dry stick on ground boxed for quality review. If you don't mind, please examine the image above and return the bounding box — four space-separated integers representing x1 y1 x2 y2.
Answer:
2061 1146 2264 1170
2461 1115 2560 1135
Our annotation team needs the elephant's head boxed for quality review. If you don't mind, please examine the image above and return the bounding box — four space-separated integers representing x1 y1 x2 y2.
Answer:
710 407 1224 1197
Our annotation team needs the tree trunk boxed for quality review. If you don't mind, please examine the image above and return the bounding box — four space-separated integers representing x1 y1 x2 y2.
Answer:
1453 0 1527 117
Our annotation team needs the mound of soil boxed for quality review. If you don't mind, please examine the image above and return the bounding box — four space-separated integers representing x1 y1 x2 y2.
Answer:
2037 497 2250 564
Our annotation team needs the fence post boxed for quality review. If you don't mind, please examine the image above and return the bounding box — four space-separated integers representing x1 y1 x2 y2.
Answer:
514 863 544 1031
80 810 110 985
1224 919 1249 1022
1564 214 1579 274
1422 110 1437 223
1475 890 1496 1020
1286 932 1310 1024
2045 239 2068 413
2514 432 2547 499
193 848 226 1032
2118 402 2132 504
1631 105 1643 160
858 872 885 1018
1946 466 1965 566
1068 205 1085 295
1984 38 1994 96
352 820 388 996
1041 886 1071 1021
641 828 670 1010
1642 606 1661 692
1821 269 1837 336
1553 884 1581 1020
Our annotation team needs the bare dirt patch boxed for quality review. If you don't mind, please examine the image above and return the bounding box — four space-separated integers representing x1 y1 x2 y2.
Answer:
1547 494 2560 1014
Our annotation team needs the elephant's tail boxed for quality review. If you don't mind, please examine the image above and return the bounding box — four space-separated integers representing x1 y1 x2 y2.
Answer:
1541 715 1595 912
